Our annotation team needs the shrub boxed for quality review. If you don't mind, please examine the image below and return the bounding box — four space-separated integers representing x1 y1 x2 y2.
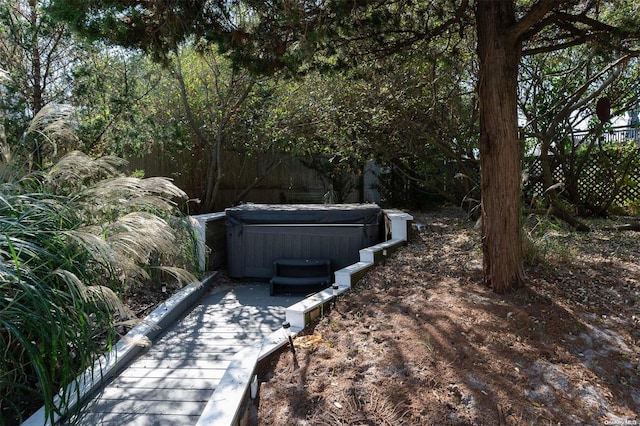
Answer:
0 110 198 423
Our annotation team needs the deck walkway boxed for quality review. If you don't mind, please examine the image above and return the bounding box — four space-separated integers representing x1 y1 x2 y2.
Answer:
74 283 305 425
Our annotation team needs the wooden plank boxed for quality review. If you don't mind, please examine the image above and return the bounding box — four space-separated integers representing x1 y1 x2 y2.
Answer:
171 315 265 325
125 358 231 370
96 387 212 402
161 332 261 342
121 367 228 380
167 321 269 331
84 398 207 416
105 376 220 391
168 321 250 329
148 338 254 350
75 412 200 426
149 337 262 350
143 347 245 360
167 323 277 334
159 327 268 340
154 329 248 340
141 348 242 361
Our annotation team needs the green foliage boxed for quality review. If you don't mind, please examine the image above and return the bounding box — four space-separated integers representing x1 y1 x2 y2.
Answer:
0 0 81 165
71 49 173 157
46 0 204 63
0 114 198 423
154 45 284 211
46 0 471 74
253 38 480 209
523 215 574 266
0 188 121 423
1 0 174 166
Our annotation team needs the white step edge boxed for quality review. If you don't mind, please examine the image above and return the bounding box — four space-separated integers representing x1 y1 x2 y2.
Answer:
285 285 349 329
359 238 405 263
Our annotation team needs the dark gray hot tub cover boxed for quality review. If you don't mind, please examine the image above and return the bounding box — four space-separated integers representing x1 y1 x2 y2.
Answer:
225 203 382 226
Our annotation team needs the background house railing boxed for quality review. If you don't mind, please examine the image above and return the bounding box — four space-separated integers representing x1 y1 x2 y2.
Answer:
570 125 640 145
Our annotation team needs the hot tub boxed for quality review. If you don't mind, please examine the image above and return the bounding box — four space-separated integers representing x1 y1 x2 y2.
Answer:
225 204 383 279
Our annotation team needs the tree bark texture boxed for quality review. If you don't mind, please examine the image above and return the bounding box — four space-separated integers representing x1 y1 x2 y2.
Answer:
476 0 524 293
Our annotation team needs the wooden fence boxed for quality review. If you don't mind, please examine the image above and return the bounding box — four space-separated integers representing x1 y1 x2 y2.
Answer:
125 148 366 212
125 131 640 214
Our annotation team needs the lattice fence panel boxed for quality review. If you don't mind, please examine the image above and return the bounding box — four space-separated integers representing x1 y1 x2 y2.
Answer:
524 147 640 209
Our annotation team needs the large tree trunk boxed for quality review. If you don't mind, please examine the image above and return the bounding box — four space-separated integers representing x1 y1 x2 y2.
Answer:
476 1 524 293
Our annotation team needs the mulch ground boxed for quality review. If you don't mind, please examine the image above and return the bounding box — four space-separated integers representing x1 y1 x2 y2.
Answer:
254 207 640 425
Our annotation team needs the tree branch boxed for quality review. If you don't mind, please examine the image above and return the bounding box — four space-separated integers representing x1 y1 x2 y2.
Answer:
522 36 587 56
172 53 210 148
544 54 631 135
602 222 640 232
554 11 617 33
509 0 562 41
519 2 620 56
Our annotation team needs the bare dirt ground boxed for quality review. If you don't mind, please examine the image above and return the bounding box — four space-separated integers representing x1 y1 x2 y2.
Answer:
254 207 640 425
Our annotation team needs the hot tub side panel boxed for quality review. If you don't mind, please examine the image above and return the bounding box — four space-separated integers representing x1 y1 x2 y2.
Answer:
226 223 380 279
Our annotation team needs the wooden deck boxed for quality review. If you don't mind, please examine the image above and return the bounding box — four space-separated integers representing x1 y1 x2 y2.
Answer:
17 209 414 426
72 284 304 425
